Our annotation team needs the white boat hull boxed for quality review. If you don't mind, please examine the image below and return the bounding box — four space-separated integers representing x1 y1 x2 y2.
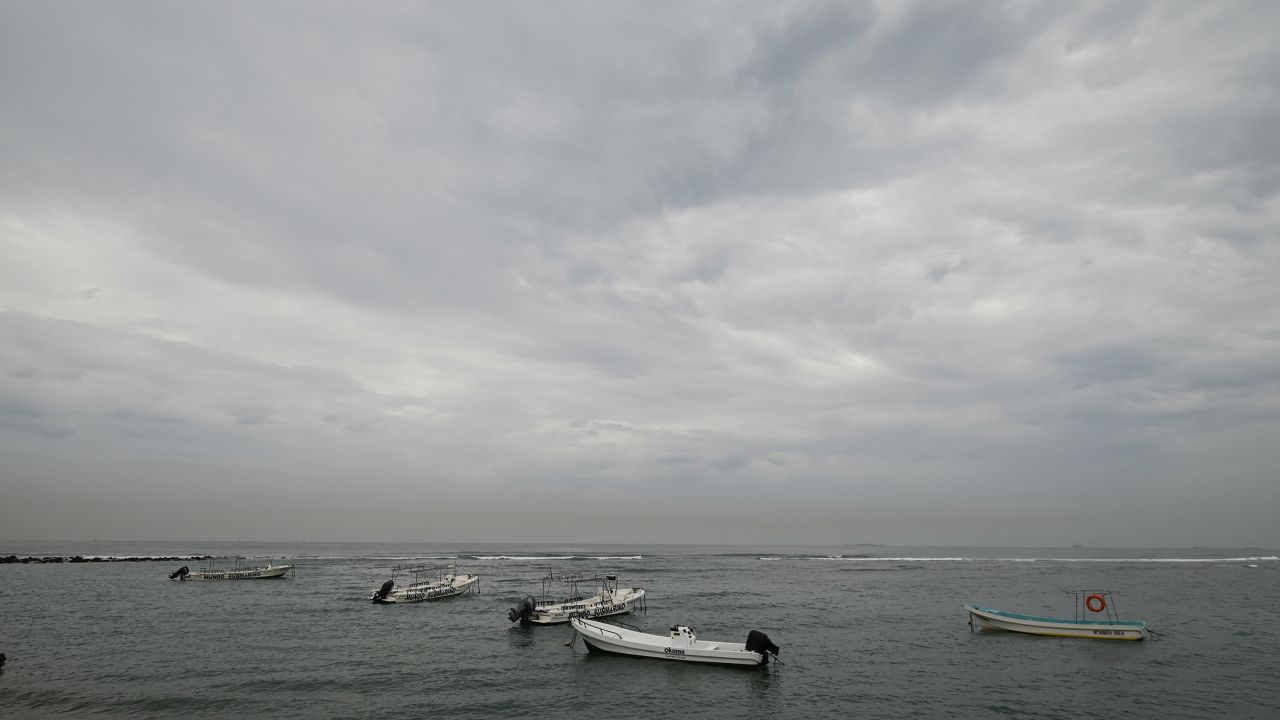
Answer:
375 574 479 604
526 587 646 624
186 564 292 580
571 618 767 666
965 604 1146 640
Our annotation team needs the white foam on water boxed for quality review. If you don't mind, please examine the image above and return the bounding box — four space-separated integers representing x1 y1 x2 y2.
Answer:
1048 556 1279 563
472 555 576 560
771 555 1280 563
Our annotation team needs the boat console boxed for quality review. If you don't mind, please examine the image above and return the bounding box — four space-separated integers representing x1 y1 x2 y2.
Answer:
669 625 696 648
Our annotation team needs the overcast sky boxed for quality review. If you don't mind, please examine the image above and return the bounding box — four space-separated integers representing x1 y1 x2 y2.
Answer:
2 1 1277 547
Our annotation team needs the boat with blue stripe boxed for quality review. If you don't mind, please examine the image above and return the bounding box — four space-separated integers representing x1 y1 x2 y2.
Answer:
965 590 1147 640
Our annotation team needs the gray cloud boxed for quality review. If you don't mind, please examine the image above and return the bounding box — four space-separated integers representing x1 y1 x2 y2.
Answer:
1053 344 1164 386
1 1 1278 546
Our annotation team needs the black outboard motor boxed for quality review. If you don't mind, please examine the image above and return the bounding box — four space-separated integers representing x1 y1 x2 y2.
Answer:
169 565 190 580
374 579 395 601
508 596 537 624
745 630 780 664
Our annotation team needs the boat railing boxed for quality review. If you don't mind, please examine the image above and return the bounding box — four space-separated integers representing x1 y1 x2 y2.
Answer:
542 569 620 596
578 621 623 640
204 555 279 569
387 562 457 586
532 594 585 607
1067 589 1124 624
392 561 455 575
581 616 644 632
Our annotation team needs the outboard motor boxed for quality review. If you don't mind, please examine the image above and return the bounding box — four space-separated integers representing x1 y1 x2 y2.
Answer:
374 579 395 601
169 565 190 580
508 596 537 623
745 630 780 664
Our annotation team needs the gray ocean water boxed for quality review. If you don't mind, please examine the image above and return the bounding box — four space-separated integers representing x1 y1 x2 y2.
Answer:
1 542 1277 719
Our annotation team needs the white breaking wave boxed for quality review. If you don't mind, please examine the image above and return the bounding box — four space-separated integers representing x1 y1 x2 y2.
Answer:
849 557 970 562
472 555 576 561
761 556 967 561
791 556 971 562
294 555 459 561
1046 556 1279 563
775 555 1279 563
470 554 642 561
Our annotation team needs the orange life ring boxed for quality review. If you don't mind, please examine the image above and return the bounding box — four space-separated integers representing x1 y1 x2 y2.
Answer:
1085 594 1106 613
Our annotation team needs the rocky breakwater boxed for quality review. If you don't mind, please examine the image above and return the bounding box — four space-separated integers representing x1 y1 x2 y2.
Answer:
1 554 213 564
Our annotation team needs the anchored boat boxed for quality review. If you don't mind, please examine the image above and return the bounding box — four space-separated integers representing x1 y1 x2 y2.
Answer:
175 557 292 580
569 617 779 666
371 562 479 604
508 570 645 625
965 590 1147 640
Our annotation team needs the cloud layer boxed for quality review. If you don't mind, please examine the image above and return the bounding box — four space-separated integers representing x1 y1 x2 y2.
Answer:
2 1 1278 545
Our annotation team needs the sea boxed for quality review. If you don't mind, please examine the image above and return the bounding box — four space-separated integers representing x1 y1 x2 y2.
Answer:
1 542 1277 719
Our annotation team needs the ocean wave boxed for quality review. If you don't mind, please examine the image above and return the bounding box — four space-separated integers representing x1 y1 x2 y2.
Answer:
762 555 1279 563
469 555 642 561
760 555 966 561
288 555 459 561
1044 556 1274 561
781 556 971 562
472 555 577 561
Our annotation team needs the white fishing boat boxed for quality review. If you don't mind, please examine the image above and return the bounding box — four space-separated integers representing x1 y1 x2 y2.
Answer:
965 590 1147 640
371 563 480 604
174 557 292 580
508 571 646 624
569 617 780 666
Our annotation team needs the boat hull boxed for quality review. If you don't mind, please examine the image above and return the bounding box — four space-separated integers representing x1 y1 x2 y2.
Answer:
965 604 1146 640
186 564 292 580
571 618 764 666
526 588 646 624
375 575 479 604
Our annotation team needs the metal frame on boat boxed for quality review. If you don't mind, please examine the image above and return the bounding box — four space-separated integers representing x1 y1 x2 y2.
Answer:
508 570 645 625
371 562 479 604
965 590 1147 640
569 617 779 666
180 557 293 580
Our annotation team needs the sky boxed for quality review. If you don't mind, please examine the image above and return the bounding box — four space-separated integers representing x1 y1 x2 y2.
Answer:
1 1 1278 547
